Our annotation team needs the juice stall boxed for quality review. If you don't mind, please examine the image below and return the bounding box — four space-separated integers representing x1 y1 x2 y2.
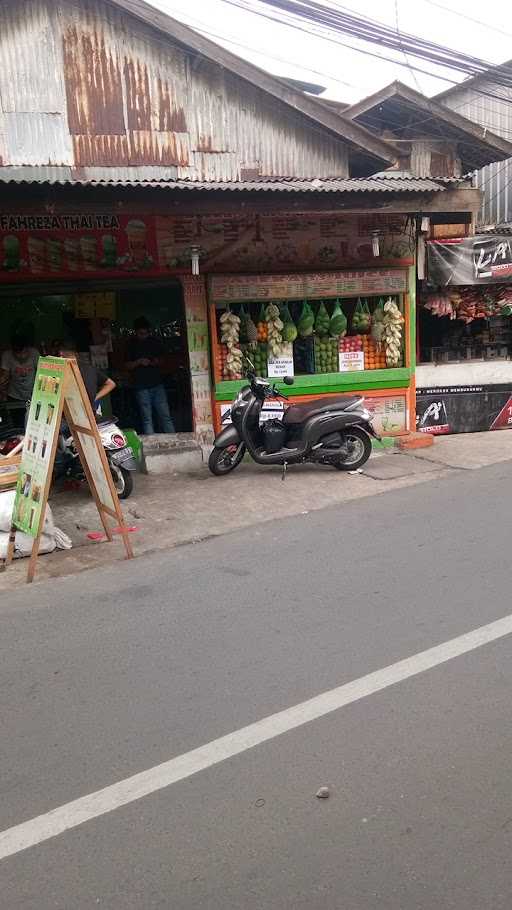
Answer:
209 266 416 440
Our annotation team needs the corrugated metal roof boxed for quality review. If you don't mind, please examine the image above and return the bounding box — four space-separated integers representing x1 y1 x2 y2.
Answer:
0 173 462 193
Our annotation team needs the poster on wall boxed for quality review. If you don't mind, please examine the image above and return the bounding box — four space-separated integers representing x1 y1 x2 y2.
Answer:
0 214 159 282
417 384 512 434
427 235 512 286
365 395 407 436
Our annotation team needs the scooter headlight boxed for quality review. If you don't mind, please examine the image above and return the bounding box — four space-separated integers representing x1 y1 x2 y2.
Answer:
360 408 371 421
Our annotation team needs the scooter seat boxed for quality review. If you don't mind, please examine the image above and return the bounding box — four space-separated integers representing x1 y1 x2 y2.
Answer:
283 396 361 426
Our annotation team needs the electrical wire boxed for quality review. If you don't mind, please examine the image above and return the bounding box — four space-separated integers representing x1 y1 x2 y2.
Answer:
222 0 512 85
170 9 365 90
421 0 512 38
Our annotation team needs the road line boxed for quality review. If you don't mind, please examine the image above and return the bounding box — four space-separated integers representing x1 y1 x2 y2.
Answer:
2 612 512 861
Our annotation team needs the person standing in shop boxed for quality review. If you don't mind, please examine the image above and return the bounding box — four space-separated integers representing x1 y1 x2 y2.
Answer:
59 340 116 413
0 333 40 426
126 317 175 435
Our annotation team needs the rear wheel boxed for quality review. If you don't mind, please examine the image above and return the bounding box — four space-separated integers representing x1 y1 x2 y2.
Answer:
332 427 372 471
208 443 246 476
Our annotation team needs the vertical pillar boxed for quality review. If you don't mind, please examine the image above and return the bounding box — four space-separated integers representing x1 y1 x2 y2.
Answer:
181 275 214 447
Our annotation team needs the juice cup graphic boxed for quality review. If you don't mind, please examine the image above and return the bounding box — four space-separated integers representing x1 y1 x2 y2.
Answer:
80 236 98 271
46 238 62 272
3 235 20 270
64 238 80 271
125 219 148 267
28 237 46 273
102 234 118 268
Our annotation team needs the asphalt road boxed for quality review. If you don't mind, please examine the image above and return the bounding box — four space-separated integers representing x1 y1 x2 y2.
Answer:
2 460 512 908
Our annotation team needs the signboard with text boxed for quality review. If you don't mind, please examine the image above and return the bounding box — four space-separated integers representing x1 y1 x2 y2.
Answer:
428 235 512 286
339 351 365 372
0 214 159 282
267 344 295 378
209 269 408 302
8 357 133 582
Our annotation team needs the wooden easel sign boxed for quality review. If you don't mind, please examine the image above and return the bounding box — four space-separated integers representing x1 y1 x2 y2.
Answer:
5 356 134 583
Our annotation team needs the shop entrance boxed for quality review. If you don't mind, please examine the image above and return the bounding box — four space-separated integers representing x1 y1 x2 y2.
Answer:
0 280 193 435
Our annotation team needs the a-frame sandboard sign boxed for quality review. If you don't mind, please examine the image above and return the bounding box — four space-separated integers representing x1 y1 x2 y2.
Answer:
3 356 134 583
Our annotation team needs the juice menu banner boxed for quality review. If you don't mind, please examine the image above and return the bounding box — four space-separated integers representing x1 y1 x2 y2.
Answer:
0 214 159 281
13 357 66 536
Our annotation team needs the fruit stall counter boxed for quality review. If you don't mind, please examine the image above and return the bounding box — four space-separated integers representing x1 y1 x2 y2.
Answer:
208 268 416 436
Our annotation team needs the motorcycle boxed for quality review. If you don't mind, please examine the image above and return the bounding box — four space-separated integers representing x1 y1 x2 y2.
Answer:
55 418 137 499
208 364 379 476
0 417 138 499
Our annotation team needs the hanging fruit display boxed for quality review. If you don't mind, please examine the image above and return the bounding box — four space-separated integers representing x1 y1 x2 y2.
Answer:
352 298 371 334
281 304 298 343
383 297 404 367
220 309 243 379
298 301 315 338
371 299 385 345
314 301 331 336
245 311 258 343
265 302 284 357
329 300 347 337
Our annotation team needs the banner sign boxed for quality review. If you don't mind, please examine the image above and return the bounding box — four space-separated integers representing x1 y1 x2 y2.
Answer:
209 269 408 302
9 356 133 582
0 214 159 281
0 212 414 283
13 358 65 536
417 383 512 434
428 236 512 286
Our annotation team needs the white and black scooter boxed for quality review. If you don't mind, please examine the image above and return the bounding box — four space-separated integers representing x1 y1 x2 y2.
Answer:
209 364 379 476
55 418 137 499
0 417 137 499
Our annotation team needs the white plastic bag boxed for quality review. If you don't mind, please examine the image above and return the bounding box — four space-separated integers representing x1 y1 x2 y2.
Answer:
0 490 71 558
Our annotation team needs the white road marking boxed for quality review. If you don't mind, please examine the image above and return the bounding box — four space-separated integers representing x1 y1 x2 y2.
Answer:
2 612 512 861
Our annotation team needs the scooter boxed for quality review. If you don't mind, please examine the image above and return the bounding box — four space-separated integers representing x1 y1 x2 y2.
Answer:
0 417 138 499
55 418 137 499
208 364 379 476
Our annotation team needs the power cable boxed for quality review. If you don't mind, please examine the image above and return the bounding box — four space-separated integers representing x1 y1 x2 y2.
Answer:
223 0 512 84
421 0 512 38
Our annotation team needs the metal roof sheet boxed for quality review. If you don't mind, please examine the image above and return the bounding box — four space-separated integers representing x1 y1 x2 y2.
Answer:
0 173 462 193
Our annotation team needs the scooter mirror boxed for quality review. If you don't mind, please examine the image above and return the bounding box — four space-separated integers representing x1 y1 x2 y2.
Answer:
283 376 294 386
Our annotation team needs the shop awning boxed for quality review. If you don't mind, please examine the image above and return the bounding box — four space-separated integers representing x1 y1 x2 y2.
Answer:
0 172 465 194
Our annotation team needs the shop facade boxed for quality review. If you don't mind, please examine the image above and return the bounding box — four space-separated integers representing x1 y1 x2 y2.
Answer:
417 233 512 434
0 192 420 446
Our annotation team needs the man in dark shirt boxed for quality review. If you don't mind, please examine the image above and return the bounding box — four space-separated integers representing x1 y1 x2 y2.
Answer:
60 340 116 413
126 317 175 435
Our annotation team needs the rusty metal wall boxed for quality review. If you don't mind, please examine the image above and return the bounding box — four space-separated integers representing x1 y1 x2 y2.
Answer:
0 0 349 180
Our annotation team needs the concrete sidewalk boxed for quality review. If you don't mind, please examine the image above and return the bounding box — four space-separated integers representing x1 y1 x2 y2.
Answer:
1 431 511 589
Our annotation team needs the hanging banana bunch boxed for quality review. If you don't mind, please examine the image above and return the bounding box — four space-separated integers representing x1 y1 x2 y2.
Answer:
383 297 404 368
265 303 284 357
220 309 243 378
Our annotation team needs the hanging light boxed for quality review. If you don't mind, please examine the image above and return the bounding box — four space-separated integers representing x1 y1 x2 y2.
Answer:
190 245 201 276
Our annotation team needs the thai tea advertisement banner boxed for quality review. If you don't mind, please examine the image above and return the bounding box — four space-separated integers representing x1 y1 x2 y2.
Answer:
0 213 414 282
0 213 159 281
13 357 66 537
428 235 512 286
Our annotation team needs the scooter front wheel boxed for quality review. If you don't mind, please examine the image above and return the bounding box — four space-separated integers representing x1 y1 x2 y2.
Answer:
333 427 372 471
209 443 246 476
110 463 134 499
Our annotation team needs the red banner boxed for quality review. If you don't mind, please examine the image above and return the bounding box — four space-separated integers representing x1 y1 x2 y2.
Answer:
0 213 159 281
